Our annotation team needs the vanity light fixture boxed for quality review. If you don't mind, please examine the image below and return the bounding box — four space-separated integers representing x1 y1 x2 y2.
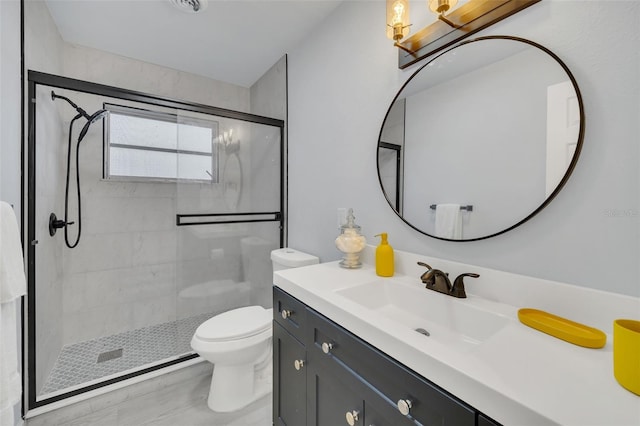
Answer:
428 0 459 27
392 0 541 69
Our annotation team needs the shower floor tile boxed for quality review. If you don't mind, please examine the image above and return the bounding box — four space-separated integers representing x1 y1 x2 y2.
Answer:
40 312 214 396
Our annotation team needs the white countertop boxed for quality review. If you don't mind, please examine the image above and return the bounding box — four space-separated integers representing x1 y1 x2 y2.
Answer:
273 246 640 426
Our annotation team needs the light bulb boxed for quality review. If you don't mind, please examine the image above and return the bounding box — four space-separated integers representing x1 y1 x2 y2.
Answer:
386 0 411 41
392 1 405 25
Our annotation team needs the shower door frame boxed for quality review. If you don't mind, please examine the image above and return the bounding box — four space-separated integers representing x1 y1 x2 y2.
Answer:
25 70 285 410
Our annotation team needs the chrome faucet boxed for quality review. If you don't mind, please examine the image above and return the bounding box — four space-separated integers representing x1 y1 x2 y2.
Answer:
417 262 479 298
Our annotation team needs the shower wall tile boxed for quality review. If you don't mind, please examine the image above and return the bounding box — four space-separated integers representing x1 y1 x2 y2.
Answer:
177 258 241 289
83 179 177 199
83 196 175 234
63 303 135 344
177 286 249 320
63 295 179 344
62 272 87 314
178 228 244 262
132 231 178 267
114 264 176 301
250 55 287 121
65 264 176 312
132 295 177 330
65 233 135 274
63 264 177 343
63 44 250 113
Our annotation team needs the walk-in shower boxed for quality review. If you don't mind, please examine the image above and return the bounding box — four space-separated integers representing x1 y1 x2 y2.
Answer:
26 71 284 410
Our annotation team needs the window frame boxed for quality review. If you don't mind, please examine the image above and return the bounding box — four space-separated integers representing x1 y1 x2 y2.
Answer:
103 103 219 183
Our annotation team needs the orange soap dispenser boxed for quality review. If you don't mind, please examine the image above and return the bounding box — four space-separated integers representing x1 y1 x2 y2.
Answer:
374 233 394 277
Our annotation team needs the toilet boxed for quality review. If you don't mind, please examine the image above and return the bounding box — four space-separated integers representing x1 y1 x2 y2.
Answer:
191 247 319 412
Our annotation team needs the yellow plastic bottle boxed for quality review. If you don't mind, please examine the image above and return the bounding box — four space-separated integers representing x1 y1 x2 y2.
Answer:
374 233 394 277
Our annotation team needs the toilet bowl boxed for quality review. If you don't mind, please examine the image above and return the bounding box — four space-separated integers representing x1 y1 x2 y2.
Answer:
191 305 272 412
190 246 319 413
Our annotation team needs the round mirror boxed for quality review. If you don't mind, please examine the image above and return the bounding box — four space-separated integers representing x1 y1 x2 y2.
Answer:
378 36 584 241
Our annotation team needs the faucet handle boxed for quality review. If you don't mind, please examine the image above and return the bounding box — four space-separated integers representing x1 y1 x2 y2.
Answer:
450 273 480 298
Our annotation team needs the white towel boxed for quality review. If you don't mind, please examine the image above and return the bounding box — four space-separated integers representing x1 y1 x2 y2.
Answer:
435 204 462 239
0 201 26 425
0 201 26 303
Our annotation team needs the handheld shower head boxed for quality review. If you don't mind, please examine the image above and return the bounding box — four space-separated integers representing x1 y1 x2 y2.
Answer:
78 109 108 142
51 91 107 141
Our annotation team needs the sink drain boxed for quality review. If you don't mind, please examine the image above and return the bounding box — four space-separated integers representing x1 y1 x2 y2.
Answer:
415 328 430 337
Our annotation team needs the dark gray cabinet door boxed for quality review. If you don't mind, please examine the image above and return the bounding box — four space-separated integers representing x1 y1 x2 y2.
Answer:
307 361 364 426
273 322 307 426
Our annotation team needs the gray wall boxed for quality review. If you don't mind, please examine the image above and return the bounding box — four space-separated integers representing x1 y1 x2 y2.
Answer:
0 0 22 211
287 1 639 297
1 1 24 423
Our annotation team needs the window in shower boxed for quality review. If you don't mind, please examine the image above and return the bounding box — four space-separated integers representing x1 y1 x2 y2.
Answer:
104 104 219 182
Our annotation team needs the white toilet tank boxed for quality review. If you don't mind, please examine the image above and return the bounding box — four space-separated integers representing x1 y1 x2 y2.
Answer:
271 248 319 271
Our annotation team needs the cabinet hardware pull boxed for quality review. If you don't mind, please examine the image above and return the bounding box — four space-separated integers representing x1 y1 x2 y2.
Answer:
345 409 360 426
321 342 334 354
294 359 305 370
397 399 413 416
281 309 293 319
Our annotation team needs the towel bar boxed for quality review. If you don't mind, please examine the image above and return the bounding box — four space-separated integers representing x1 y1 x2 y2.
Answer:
430 204 473 212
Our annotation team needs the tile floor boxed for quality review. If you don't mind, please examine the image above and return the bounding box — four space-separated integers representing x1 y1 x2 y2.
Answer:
40 312 215 396
27 363 272 426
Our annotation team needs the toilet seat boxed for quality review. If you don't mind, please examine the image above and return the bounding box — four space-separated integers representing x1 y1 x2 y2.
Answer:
195 306 271 342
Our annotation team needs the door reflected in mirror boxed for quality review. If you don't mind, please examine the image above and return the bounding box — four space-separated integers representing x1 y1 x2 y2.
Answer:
378 36 584 241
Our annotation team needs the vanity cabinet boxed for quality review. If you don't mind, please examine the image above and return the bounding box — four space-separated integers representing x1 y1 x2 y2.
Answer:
273 287 502 426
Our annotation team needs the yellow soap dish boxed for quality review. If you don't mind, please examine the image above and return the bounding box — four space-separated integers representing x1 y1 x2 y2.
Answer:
518 308 606 348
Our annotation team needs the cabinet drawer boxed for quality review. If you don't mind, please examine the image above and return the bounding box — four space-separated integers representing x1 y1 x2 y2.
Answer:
307 308 475 426
274 286 307 341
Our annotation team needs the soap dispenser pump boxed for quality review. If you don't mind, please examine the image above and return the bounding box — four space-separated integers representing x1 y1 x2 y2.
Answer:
374 233 394 277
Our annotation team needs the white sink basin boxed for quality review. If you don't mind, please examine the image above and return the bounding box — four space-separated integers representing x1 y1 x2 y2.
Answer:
336 278 509 351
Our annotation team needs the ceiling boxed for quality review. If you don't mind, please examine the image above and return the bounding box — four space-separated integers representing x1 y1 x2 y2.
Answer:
44 0 344 88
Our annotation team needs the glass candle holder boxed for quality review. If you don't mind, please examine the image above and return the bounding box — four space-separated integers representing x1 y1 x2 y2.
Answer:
335 208 366 269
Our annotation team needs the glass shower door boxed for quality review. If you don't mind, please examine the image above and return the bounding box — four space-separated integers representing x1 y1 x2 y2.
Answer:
174 110 283 333
27 70 284 409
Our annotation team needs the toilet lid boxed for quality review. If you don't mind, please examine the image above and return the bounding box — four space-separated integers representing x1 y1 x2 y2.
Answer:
195 306 271 342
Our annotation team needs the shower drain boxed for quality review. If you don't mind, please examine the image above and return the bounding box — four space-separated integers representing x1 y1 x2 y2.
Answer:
97 348 123 363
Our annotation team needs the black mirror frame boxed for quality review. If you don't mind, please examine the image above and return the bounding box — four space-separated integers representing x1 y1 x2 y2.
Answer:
377 35 585 242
